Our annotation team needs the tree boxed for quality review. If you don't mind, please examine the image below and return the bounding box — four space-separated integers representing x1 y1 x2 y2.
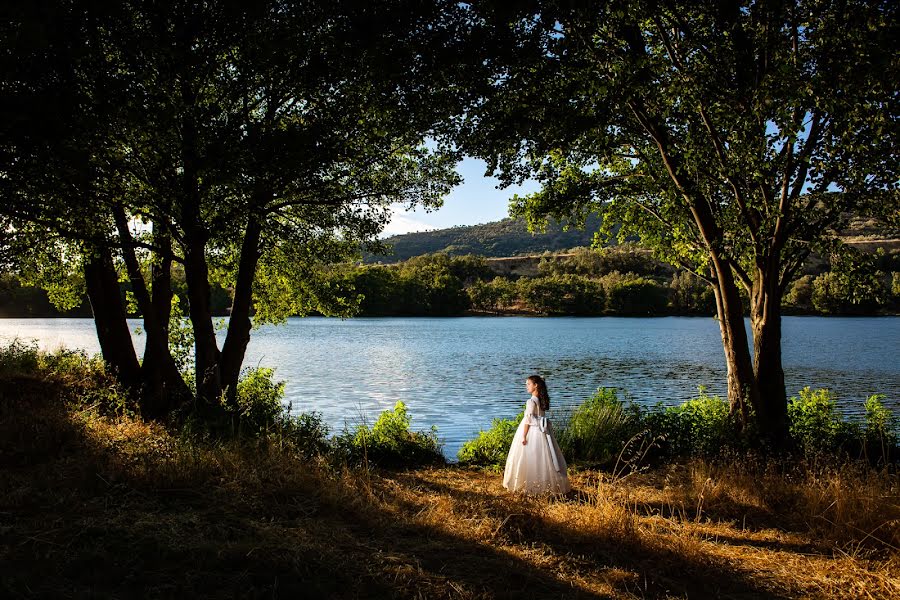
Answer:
463 0 898 441
2 1 472 414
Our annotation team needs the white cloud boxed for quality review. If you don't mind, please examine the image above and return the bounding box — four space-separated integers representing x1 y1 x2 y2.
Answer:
381 211 438 237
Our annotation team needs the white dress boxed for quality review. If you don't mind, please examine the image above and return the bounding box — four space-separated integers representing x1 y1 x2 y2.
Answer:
503 395 571 494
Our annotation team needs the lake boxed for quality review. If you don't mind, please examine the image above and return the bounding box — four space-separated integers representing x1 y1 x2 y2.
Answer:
2 316 898 457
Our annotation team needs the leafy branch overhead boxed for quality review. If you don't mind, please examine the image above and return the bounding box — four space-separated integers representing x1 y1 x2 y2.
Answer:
462 0 898 439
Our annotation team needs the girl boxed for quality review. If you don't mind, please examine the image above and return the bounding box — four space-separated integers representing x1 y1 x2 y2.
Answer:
503 375 570 494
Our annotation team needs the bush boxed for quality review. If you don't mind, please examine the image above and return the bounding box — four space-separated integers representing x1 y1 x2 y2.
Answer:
787 387 859 455
0 338 40 376
862 394 898 463
539 245 666 278
643 387 736 458
785 275 815 312
0 340 131 416
228 367 286 435
556 388 641 464
605 276 669 315
334 401 445 468
456 413 521 466
668 271 716 315
517 274 604 315
811 273 848 314
468 277 519 312
280 410 332 459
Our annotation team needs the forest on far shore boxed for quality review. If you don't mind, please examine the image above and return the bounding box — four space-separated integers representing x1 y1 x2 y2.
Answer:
4 242 898 319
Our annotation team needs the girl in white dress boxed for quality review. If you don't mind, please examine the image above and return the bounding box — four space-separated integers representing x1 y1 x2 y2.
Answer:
503 375 570 495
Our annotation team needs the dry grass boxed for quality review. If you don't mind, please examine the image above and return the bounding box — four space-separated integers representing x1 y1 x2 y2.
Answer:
2 375 899 599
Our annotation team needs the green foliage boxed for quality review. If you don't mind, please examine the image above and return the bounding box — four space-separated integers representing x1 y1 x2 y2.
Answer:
456 413 522 466
785 275 815 312
334 401 445 468
643 388 737 458
366 215 604 263
278 411 332 460
787 387 855 454
228 368 286 435
0 339 40 376
812 253 891 314
556 388 641 464
668 271 717 315
812 273 851 314
864 395 897 442
540 244 666 279
604 276 669 316
0 341 131 416
167 297 195 374
468 276 520 312
334 255 476 316
516 274 605 315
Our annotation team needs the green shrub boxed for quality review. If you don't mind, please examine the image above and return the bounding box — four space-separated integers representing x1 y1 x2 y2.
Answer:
785 275 815 312
0 338 40 376
280 410 332 459
605 277 669 315
0 341 131 416
643 387 736 457
230 367 286 433
556 388 641 464
862 394 898 463
334 401 444 468
787 387 860 454
517 275 604 315
456 413 522 466
468 277 518 312
668 271 716 315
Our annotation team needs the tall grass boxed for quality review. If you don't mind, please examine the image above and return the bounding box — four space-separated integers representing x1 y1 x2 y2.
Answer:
555 387 643 464
3 341 899 598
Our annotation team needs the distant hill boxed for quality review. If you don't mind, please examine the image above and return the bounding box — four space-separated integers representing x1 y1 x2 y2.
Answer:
367 212 899 264
366 215 608 263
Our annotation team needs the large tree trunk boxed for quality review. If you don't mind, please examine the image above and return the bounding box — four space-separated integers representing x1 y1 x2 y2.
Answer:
751 273 788 443
220 215 262 399
183 234 223 404
178 108 223 406
82 247 141 391
138 224 190 418
710 257 759 427
112 206 190 418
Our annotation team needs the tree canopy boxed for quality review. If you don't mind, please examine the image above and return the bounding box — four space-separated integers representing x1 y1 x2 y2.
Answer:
462 0 899 439
2 0 475 414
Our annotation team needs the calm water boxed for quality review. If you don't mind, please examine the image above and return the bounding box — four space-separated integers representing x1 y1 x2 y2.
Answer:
2 316 898 457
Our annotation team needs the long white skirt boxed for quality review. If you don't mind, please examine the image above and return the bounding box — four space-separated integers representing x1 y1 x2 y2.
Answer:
503 418 570 495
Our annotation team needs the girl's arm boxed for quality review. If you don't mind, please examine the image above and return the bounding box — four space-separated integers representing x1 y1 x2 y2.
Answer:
522 397 536 445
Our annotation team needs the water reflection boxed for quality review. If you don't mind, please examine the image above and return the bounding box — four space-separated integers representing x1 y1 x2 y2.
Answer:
1 316 897 457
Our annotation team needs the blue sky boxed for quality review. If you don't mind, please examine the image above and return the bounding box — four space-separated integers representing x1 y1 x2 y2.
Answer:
384 157 542 236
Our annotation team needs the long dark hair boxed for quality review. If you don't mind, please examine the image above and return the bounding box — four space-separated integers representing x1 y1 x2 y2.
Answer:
528 375 550 411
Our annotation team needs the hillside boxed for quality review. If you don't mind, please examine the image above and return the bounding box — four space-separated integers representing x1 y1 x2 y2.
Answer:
365 215 608 263
368 213 899 264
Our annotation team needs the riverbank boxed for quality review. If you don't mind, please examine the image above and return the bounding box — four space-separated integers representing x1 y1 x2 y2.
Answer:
2 370 898 598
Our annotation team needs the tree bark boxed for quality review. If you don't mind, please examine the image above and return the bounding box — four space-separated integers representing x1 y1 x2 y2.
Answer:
220 215 262 400
710 257 759 426
138 224 190 418
751 272 788 443
183 233 223 404
82 247 141 391
112 205 190 418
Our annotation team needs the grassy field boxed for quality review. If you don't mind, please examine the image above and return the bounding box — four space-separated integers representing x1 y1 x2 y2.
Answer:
2 371 899 599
